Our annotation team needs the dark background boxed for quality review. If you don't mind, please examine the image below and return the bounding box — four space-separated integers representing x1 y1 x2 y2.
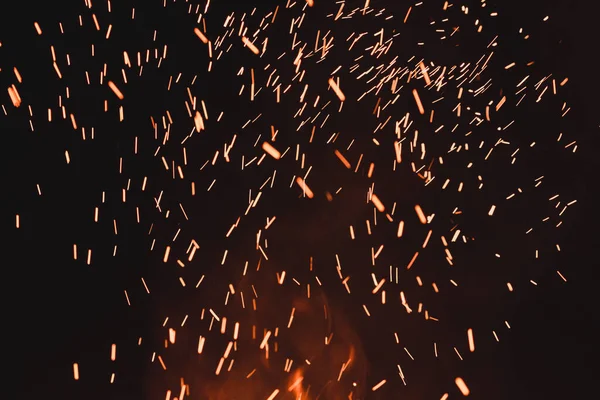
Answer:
3 0 599 398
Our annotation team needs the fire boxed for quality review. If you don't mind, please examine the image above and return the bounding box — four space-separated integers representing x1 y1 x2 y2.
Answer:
287 369 306 398
145 270 367 400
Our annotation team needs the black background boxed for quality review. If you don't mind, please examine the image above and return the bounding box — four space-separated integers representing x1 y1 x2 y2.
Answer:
4 0 599 398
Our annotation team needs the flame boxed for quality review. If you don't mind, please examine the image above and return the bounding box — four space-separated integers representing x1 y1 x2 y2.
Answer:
287 368 307 399
145 260 367 400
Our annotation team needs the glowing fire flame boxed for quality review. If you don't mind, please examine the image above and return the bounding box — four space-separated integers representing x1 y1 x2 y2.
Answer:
146 277 367 400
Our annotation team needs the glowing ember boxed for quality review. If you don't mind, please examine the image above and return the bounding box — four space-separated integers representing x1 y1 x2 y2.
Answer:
4 0 580 398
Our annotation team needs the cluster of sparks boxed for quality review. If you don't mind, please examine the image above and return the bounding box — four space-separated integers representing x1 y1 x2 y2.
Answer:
5 0 579 399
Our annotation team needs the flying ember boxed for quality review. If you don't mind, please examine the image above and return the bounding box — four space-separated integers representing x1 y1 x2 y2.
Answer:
4 0 581 399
